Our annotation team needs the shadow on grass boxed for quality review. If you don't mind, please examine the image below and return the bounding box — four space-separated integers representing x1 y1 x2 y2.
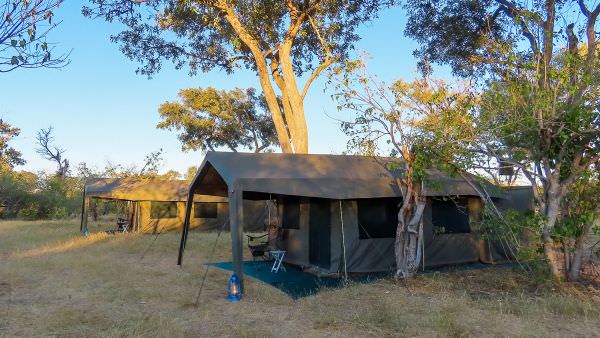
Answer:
210 261 389 299
211 261 529 299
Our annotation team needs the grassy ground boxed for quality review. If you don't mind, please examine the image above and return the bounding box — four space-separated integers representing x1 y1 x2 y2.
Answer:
1 220 599 337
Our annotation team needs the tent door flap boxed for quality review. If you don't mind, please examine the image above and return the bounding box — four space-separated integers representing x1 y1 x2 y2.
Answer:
309 198 331 269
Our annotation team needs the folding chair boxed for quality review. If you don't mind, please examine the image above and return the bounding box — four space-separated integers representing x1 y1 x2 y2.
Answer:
246 234 270 260
106 217 130 234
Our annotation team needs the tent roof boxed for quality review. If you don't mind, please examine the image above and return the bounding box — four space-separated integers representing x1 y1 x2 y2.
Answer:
191 152 503 199
84 178 230 202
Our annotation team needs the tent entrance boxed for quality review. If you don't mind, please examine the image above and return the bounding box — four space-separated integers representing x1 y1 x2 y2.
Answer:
309 198 331 269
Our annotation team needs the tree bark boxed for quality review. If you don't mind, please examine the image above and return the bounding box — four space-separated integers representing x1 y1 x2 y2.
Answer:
219 4 294 153
278 43 309 154
568 244 584 281
567 217 596 281
394 157 426 279
542 180 565 280
395 196 426 279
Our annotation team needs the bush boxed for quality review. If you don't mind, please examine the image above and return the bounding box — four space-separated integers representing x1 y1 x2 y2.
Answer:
0 170 82 220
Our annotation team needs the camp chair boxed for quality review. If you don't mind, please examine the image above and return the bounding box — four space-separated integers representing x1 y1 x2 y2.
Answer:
246 234 270 260
106 217 130 234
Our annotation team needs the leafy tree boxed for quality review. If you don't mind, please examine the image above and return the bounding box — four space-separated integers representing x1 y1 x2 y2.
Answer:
0 170 35 218
556 170 599 280
333 61 476 278
404 0 600 280
81 149 166 179
0 169 82 220
184 166 197 181
475 50 600 280
1 0 68 72
35 126 69 178
138 148 164 177
83 0 395 153
0 118 25 170
158 87 278 153
159 169 182 180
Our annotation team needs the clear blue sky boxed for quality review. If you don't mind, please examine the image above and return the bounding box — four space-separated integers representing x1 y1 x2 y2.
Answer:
0 3 441 175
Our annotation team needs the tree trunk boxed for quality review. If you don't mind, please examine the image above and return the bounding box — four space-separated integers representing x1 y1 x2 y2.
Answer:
567 219 595 281
568 243 585 281
256 62 294 153
278 45 309 154
220 7 294 153
395 190 426 279
542 185 565 279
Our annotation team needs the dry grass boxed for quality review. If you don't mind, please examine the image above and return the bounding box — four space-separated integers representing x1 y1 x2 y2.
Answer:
1 220 599 337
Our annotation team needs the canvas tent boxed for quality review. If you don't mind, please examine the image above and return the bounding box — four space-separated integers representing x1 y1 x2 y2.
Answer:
80 178 265 234
177 152 533 288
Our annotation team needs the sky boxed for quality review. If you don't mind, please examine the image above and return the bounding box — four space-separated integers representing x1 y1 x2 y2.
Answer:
0 3 441 175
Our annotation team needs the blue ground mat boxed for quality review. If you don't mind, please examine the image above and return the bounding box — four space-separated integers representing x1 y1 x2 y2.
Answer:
210 261 518 299
209 261 388 299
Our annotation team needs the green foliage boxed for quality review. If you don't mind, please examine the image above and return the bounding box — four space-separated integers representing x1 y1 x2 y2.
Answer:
184 166 198 181
1 0 68 72
0 146 179 220
83 0 393 77
553 170 599 241
84 0 396 153
480 208 545 261
0 118 25 170
157 87 278 152
403 0 517 77
479 52 600 181
0 170 82 220
80 149 168 179
405 0 600 195
332 60 476 186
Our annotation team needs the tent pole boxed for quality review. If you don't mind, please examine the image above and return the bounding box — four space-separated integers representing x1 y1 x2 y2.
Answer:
230 186 245 292
135 202 140 232
178 189 196 265
421 219 425 272
81 195 89 234
80 187 86 233
339 200 348 282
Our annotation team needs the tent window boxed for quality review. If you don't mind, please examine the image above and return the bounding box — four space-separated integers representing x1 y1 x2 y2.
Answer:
194 202 218 219
150 202 178 219
281 196 300 229
357 198 400 239
431 198 470 234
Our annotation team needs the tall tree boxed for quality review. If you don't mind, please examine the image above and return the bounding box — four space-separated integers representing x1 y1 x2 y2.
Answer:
333 62 476 278
1 0 68 72
158 87 278 153
0 118 25 170
35 126 69 178
83 0 394 153
404 0 600 280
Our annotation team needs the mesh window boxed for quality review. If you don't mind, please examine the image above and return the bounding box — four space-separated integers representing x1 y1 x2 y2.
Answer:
194 202 218 219
281 196 300 229
431 198 470 234
150 202 178 219
357 198 400 239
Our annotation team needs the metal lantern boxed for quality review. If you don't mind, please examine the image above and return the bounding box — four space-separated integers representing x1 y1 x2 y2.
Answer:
227 274 242 302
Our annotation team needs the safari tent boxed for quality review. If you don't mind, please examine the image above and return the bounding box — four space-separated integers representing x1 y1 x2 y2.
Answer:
177 152 533 286
80 178 265 234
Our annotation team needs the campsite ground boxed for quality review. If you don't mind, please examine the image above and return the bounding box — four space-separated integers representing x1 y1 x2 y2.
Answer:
1 220 599 337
